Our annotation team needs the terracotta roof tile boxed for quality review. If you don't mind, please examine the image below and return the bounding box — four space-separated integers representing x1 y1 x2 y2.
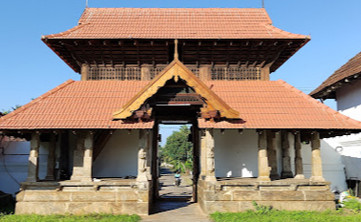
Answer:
199 80 361 129
44 8 307 40
1 80 361 130
0 80 153 129
311 51 361 99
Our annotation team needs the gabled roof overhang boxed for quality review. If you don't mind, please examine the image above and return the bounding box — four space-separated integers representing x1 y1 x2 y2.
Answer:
112 59 240 120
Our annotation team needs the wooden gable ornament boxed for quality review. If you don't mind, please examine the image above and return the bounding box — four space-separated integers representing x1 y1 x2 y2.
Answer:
112 59 240 120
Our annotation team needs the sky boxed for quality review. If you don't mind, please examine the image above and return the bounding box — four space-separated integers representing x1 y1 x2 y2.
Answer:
1 0 360 114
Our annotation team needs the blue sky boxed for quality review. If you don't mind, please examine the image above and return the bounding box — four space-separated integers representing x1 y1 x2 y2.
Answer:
1 0 360 113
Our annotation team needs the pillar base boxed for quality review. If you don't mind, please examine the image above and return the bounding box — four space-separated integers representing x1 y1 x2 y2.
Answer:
205 176 217 182
136 174 149 183
294 174 305 179
310 176 325 182
270 173 280 180
257 176 271 182
281 171 294 179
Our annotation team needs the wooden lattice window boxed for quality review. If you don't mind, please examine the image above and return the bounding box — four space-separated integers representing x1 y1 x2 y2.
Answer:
150 66 166 79
149 65 199 79
88 66 141 80
187 66 200 78
211 67 261 80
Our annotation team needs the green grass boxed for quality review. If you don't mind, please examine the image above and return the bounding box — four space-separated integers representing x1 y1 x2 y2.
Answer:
210 210 361 222
0 214 141 222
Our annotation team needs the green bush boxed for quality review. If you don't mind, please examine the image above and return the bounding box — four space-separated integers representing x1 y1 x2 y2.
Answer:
252 201 273 214
343 198 361 213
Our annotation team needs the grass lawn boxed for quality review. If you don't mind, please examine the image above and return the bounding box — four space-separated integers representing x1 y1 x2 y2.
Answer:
0 214 141 222
210 210 361 222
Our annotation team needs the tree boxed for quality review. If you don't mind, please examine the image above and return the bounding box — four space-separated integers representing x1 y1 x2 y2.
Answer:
1 105 21 116
160 125 193 173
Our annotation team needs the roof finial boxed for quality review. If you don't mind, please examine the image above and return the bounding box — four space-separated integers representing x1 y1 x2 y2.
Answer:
174 39 179 60
86 0 89 8
262 0 265 8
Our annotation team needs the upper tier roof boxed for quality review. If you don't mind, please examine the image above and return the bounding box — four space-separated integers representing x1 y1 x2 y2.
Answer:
1 79 360 138
311 51 361 99
44 8 308 39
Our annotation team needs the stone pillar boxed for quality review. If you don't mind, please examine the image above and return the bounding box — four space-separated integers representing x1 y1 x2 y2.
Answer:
281 131 293 178
199 65 211 81
45 134 56 180
204 129 216 181
267 131 279 180
258 131 270 181
310 131 324 181
141 64 152 80
71 131 93 182
294 132 305 179
27 132 40 182
81 63 89 81
137 130 149 182
200 130 207 178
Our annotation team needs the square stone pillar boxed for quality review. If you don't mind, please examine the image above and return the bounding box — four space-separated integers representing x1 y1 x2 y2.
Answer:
310 132 324 182
137 130 150 182
267 131 279 180
71 131 93 182
27 132 40 182
203 129 216 181
281 131 293 178
294 132 305 179
81 63 89 81
258 130 270 181
200 130 207 178
199 65 211 81
141 64 152 80
45 134 56 180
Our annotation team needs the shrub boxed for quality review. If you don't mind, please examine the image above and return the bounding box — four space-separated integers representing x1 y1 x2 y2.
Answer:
343 198 361 213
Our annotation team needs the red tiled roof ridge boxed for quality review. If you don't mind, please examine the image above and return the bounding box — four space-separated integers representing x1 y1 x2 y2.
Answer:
0 80 75 123
310 51 361 97
43 7 308 40
278 80 361 127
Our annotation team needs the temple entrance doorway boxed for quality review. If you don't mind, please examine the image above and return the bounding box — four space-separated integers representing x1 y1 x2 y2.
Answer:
151 120 200 208
157 123 194 201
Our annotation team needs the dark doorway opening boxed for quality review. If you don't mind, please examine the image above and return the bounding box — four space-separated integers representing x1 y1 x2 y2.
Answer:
145 78 201 213
151 120 200 201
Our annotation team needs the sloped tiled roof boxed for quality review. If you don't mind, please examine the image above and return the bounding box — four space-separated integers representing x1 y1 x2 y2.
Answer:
44 8 307 39
1 80 361 131
0 80 153 129
199 80 361 129
311 51 361 99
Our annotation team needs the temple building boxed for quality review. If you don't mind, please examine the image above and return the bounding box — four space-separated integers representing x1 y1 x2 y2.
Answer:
311 51 361 196
1 8 361 215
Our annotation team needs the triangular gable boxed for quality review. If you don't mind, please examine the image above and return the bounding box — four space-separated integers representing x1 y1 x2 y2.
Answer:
113 59 240 119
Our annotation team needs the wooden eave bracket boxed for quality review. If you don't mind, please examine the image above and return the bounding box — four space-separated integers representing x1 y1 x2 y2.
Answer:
112 59 240 120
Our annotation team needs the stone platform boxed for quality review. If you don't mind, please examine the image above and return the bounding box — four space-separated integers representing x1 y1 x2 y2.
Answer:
198 177 335 213
16 179 151 215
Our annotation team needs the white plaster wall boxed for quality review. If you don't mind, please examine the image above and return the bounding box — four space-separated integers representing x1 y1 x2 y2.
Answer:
288 134 347 192
213 130 347 191
92 130 138 178
0 141 48 195
214 129 258 178
336 79 361 121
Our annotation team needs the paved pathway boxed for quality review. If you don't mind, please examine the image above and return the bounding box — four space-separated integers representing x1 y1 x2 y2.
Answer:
141 201 211 222
142 168 211 222
158 167 192 199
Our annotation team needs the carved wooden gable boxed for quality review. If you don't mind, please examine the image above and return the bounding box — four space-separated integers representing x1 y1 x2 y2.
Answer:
113 59 240 120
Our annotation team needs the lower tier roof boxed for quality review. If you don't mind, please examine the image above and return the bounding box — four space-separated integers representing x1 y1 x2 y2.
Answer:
1 80 361 132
